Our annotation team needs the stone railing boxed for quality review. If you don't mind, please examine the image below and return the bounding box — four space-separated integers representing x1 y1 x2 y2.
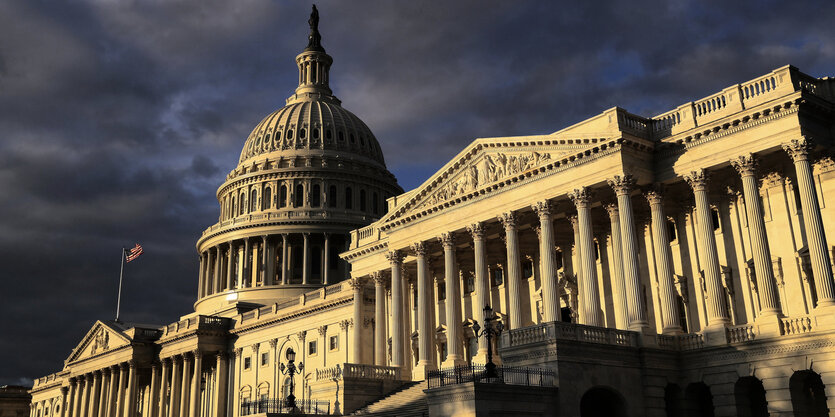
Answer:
503 321 639 348
781 316 813 336
315 363 401 381
351 224 383 249
727 324 757 343
163 315 231 336
654 333 705 351
324 282 343 295
201 209 373 238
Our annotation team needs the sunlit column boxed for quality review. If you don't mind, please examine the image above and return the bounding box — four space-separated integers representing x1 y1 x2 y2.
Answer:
169 357 182 417
498 212 524 329
323 233 330 284
77 375 88 417
603 204 628 329
684 169 731 326
226 243 234 290
532 201 559 323
348 278 365 363
466 223 490 357
179 355 191 417
87 372 100 417
189 351 202 417
411 241 435 372
372 271 386 366
440 233 465 365
66 379 77 417
386 251 405 368
569 214 583 323
281 234 289 285
261 235 270 286
125 362 137 417
783 137 835 307
242 238 250 288
645 187 683 333
569 187 603 326
197 254 205 298
158 359 170 417
214 353 229 417
302 233 310 285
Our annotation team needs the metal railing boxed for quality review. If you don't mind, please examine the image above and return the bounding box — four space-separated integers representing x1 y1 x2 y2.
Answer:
426 364 556 389
240 399 330 415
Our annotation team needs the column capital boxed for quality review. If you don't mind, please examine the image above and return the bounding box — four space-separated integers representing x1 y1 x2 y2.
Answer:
684 169 710 192
568 214 579 227
297 330 307 341
466 222 486 240
569 187 593 208
217 350 229 360
410 241 427 256
348 277 366 290
731 153 758 177
783 136 813 162
439 232 456 249
531 200 553 218
150 362 160 371
127 360 136 369
60 386 68 395
644 184 665 206
603 202 618 218
69 377 77 386
607 174 636 196
339 319 352 330
497 211 518 230
192 350 203 359
371 271 386 286
385 250 404 264
318 325 328 336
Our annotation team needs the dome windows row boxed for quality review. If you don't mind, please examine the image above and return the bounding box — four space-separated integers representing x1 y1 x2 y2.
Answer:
219 180 390 220
243 125 382 161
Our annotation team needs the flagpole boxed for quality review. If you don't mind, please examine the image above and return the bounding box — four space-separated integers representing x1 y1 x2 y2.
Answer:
116 247 125 322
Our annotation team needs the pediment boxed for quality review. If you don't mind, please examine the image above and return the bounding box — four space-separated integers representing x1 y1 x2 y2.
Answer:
381 134 613 224
66 321 132 364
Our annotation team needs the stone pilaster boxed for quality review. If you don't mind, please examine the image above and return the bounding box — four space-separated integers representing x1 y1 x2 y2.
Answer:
440 232 465 366
532 201 560 323
372 271 387 366
189 351 202 417
783 137 835 307
158 359 170 417
569 187 603 326
604 203 628 330
684 169 731 327
466 223 490 360
323 233 330 284
179 356 190 417
498 211 524 329
126 362 137 417
281 234 289 285
411 241 436 377
302 233 310 285
645 186 683 334
215 352 229 417
169 357 181 417
348 277 365 363
386 251 405 367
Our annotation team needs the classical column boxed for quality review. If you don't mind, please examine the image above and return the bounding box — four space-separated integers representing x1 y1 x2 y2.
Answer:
125 362 137 417
145 364 158 417
197 254 205 298
107 366 118 417
242 238 250 288
607 175 650 331
189 351 202 417
604 204 628 330
645 187 683 333
440 232 464 365
261 235 271 286
302 233 310 285
67 379 77 417
169 357 182 417
96 370 107 417
532 201 559 323
372 272 387 366
226 242 234 291
731 154 783 315
214 353 229 417
60 387 68 417
87 371 100 417
76 376 88 417
115 366 127 417
280 234 289 285
411 241 435 374
783 137 835 307
158 360 170 417
348 278 364 363
466 223 490 360
402 268 412 372
386 251 405 368
179 355 191 417
212 247 220 294
569 215 583 323
498 211 524 329
684 169 731 326
569 187 603 327
323 233 331 284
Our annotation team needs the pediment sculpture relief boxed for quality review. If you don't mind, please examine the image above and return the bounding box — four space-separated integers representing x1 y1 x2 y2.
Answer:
90 328 109 355
422 151 552 207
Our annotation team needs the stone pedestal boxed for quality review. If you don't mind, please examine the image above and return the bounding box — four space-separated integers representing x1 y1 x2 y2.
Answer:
426 382 559 417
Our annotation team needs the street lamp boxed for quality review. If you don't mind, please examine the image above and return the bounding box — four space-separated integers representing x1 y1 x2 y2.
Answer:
471 304 504 378
279 348 304 410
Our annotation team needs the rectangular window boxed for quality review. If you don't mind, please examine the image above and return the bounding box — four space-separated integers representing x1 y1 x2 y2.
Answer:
329 335 339 351
309 340 318 356
491 268 503 287
522 260 533 278
244 357 251 370
261 352 269 366
465 274 475 294
438 282 446 300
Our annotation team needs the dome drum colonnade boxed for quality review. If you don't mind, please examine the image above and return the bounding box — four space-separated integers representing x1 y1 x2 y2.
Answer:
347 134 835 375
193 12 401 314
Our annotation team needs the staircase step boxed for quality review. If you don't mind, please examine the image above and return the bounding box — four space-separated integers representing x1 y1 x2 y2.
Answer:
351 381 428 416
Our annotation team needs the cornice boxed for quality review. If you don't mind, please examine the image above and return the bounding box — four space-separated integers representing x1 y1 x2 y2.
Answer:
197 215 375 248
231 295 353 335
342 240 389 262
217 167 401 198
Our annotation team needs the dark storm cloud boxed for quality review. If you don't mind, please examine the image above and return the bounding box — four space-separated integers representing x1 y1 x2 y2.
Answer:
1 0 834 385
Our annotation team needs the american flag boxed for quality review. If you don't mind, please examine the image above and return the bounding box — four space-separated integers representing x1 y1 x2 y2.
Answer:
125 243 143 263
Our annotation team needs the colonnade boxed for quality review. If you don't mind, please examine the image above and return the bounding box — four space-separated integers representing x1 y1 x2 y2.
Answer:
60 362 136 417
198 233 351 298
356 137 835 373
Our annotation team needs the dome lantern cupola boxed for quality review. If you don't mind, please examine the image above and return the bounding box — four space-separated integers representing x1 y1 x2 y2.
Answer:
289 5 337 105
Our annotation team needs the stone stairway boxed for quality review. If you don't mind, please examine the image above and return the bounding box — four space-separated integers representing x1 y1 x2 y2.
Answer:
350 381 428 416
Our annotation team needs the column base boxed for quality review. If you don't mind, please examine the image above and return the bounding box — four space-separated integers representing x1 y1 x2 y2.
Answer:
411 362 437 381
470 351 490 365
754 314 784 337
813 304 835 330
702 324 729 346
441 356 467 369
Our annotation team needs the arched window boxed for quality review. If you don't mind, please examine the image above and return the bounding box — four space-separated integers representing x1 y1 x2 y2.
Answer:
279 185 287 208
250 189 258 212
286 130 294 139
325 130 332 140
735 377 768 417
372 192 379 214
311 184 321 207
295 184 304 208
580 387 627 417
684 382 715 417
665 384 682 417
311 246 322 278
345 187 353 209
313 128 319 139
338 131 344 142
300 128 306 139
263 187 272 211
790 370 828 416
239 192 246 215
231 196 236 217
360 189 367 211
329 185 337 208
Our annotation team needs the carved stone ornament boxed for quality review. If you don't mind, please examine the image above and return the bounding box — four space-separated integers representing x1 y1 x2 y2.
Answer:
604 202 619 218
318 325 328 336
498 211 518 230
782 136 813 162
348 277 365 291
466 222 486 240
297 330 307 341
422 151 552 207
410 241 427 257
90 328 109 355
568 187 593 208
644 186 664 206
762 172 785 189
814 157 835 174
371 271 386 286
730 153 758 177
439 232 456 249
531 200 552 218
607 174 635 196
684 169 710 192
385 250 404 264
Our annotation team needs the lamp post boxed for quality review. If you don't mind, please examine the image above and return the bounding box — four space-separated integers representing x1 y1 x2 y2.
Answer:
279 348 304 411
471 304 504 378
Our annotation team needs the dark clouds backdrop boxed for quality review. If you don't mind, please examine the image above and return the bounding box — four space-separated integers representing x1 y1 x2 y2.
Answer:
1 0 834 385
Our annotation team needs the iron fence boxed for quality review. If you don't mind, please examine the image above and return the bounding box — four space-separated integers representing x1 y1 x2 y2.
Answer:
426 364 556 389
240 399 330 415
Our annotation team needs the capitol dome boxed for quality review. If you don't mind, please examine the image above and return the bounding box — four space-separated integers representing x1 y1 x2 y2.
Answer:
193 7 402 315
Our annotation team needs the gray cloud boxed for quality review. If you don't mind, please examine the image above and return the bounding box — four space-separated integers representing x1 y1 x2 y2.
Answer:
1 0 834 385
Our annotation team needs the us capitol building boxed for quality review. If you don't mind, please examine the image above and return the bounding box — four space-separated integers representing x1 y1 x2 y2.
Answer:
29 8 835 417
